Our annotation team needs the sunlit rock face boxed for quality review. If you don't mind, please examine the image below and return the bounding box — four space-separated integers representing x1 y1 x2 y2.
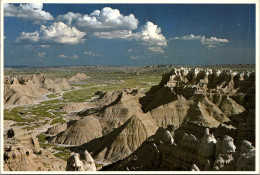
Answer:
104 128 255 171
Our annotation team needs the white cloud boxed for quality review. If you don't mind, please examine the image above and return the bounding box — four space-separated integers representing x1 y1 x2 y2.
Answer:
93 30 135 40
207 45 217 49
57 9 167 53
179 34 202 40
56 7 139 40
129 21 167 54
39 45 49 48
16 22 86 45
201 36 229 46
72 54 78 59
84 51 101 57
58 54 78 59
130 55 143 60
127 49 133 53
59 54 68 58
4 3 54 21
38 52 45 57
138 21 167 47
57 7 138 32
147 47 165 54
170 34 202 41
171 34 229 48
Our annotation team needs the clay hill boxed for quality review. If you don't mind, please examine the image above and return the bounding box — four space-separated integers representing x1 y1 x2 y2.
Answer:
67 73 90 83
39 67 255 171
4 73 71 106
49 88 158 164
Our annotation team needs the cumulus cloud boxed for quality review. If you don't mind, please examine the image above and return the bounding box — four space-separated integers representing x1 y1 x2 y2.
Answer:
137 22 167 47
200 36 229 46
171 34 229 48
57 7 138 32
38 52 45 57
56 7 139 40
4 3 54 21
131 21 167 54
16 22 86 45
171 34 202 41
56 9 166 52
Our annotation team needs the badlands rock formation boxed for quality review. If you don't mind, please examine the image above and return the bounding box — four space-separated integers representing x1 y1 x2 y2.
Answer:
103 127 255 171
48 67 255 170
50 88 158 163
4 132 66 171
66 150 96 171
51 116 103 146
4 73 71 106
67 73 90 83
5 67 255 171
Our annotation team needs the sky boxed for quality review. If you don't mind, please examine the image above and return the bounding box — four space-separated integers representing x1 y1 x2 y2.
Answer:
3 3 256 67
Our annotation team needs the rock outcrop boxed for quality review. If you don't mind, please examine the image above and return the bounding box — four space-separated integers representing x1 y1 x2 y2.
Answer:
68 73 90 83
104 127 255 171
45 123 68 136
74 114 158 163
66 150 96 171
51 116 102 146
4 134 66 171
4 73 71 106
140 67 254 129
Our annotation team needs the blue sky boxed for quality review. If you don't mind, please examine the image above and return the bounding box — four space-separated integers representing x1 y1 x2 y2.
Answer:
4 3 255 67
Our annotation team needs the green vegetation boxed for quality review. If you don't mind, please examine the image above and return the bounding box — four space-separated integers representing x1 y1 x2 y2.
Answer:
54 150 71 161
63 74 162 102
23 125 40 131
53 111 67 115
37 133 47 143
95 163 103 168
50 117 66 125
4 108 35 122
53 146 67 151
41 99 62 105
47 93 59 99
39 143 55 149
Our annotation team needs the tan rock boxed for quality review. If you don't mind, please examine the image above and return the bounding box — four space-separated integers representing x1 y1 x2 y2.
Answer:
66 150 96 171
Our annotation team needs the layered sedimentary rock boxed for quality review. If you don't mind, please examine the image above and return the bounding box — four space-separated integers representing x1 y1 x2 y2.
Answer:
66 150 96 171
140 67 255 147
32 67 255 171
104 128 255 171
45 123 68 136
140 67 254 128
75 114 158 163
4 73 71 106
48 67 255 169
68 73 90 83
59 102 94 112
51 116 103 146
4 133 66 171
